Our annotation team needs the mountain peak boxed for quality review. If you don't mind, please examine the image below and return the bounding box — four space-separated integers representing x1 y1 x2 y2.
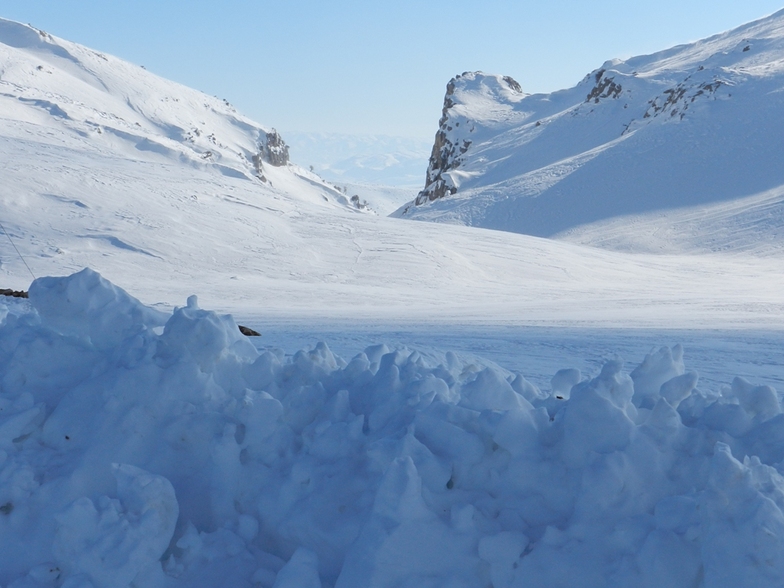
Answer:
411 72 526 206
446 71 525 103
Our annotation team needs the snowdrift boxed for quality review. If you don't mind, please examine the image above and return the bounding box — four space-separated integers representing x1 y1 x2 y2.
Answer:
1 270 783 587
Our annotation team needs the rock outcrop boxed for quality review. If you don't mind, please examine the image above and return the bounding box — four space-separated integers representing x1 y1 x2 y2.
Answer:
260 129 289 167
251 129 290 178
585 69 623 103
395 13 784 248
413 72 524 206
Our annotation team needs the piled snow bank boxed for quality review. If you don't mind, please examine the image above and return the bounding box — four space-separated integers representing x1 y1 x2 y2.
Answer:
1 269 783 587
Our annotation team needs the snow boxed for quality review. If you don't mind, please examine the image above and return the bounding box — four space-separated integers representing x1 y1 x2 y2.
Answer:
327 182 418 217
1 269 784 587
398 10 784 256
0 18 356 212
1 13 784 588
4 122 784 328
2 18 783 330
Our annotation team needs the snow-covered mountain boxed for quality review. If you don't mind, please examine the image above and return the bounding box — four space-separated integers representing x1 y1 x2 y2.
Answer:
4 17 781 327
284 132 431 187
0 19 361 210
397 10 784 254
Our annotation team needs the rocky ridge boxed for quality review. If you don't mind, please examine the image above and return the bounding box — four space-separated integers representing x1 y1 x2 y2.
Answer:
397 9 784 253
414 72 525 205
411 58 741 209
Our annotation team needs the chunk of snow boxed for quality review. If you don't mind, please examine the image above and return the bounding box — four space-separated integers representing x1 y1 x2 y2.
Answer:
1 270 783 587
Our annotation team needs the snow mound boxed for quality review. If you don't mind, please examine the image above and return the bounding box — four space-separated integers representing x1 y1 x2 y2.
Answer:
1 271 784 587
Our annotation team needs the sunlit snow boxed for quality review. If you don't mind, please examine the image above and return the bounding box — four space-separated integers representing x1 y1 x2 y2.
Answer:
1 12 784 588
2 269 784 588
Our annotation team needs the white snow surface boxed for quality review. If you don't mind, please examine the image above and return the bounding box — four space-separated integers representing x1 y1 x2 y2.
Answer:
0 19 359 211
398 10 784 255
1 269 784 588
1 16 784 588
1 17 783 328
329 182 417 216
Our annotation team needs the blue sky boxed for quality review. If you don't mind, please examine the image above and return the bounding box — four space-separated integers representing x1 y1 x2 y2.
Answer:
2 1 783 139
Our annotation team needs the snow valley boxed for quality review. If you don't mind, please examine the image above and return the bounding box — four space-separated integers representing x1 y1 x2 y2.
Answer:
0 10 784 588
0 17 782 327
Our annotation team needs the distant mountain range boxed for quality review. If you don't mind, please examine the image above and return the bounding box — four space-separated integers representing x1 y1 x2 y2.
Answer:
282 132 428 214
284 132 431 188
397 10 784 255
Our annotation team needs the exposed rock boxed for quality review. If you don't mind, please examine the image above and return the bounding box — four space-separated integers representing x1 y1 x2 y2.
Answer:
0 288 28 298
643 77 725 120
585 69 623 103
413 72 521 206
503 76 523 93
350 194 369 210
238 325 261 337
260 129 289 167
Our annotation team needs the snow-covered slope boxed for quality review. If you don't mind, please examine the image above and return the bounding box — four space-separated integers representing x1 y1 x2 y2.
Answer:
397 11 784 254
0 19 358 210
1 15 783 332
2 16 784 588
5 122 784 328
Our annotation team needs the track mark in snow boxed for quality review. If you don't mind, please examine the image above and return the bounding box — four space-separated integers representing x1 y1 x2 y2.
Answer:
17 97 69 119
77 234 161 258
220 194 268 212
43 193 88 209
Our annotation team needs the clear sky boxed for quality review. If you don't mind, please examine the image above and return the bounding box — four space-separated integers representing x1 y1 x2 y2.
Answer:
2 1 783 139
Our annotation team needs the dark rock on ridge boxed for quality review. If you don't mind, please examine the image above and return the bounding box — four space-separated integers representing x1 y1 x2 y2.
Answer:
413 72 521 206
